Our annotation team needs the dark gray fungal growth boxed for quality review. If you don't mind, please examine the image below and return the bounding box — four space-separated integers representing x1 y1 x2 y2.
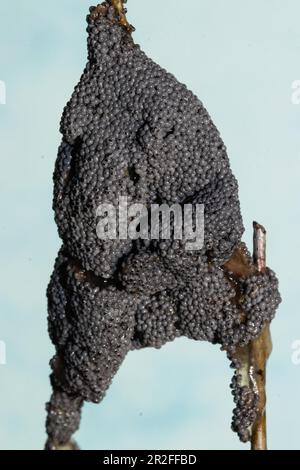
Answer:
230 372 258 443
45 389 83 450
46 2 281 448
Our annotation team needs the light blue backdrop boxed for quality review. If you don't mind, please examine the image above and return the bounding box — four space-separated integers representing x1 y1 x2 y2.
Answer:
0 0 299 450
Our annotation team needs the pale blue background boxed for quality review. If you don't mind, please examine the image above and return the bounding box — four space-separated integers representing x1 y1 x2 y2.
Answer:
0 0 299 450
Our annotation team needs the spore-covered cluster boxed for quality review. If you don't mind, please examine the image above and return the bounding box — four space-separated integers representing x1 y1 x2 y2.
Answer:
54 2 244 280
45 390 83 450
230 372 258 443
239 270 281 341
46 2 281 448
48 247 138 403
133 291 180 349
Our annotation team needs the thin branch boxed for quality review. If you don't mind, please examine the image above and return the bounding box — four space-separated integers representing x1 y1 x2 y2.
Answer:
223 223 272 449
250 222 272 450
109 0 135 32
253 222 267 273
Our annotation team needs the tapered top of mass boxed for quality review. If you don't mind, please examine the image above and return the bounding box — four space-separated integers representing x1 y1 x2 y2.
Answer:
55 1 244 279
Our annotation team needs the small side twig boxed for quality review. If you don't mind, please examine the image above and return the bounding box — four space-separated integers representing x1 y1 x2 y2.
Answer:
224 222 272 449
109 0 135 32
250 222 272 450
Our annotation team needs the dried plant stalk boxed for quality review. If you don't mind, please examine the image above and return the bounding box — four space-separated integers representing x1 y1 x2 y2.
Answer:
224 223 272 449
250 222 272 450
109 0 135 32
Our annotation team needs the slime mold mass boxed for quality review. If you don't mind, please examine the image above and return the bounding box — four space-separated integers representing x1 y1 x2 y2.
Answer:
46 2 281 449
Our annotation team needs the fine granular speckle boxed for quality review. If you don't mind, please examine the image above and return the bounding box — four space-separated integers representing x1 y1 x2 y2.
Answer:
46 2 281 448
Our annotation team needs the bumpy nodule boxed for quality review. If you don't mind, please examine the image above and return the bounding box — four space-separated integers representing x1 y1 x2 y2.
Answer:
46 2 281 448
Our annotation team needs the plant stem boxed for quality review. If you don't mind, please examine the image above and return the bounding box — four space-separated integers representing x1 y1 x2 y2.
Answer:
109 0 135 32
250 222 272 450
223 223 272 449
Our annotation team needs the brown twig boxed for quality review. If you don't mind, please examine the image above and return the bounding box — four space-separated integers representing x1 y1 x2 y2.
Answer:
223 223 272 449
250 222 272 450
109 0 135 32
